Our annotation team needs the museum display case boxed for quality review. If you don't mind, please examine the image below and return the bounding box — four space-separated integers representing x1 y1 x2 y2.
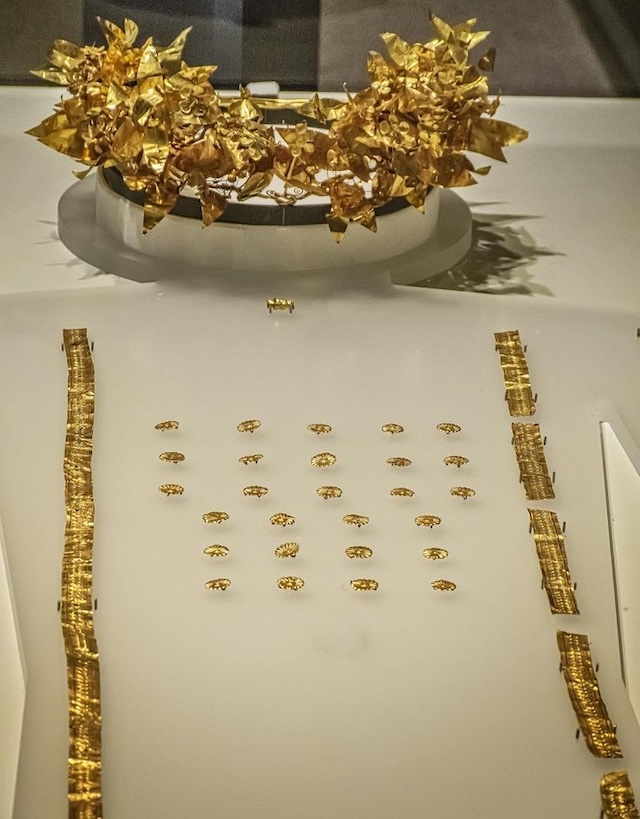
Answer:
1 8 640 818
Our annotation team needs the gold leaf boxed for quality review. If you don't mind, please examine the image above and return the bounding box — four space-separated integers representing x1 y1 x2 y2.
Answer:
237 171 273 201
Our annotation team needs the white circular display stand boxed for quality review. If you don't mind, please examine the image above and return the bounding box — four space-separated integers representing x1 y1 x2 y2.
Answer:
58 170 472 285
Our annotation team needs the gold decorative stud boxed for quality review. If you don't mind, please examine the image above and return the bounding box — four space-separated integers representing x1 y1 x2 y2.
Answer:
159 451 185 463
382 423 404 434
444 455 468 468
423 547 449 560
450 486 476 500
343 514 369 528
387 457 412 467
277 576 304 590
205 578 231 591
316 485 342 499
415 515 441 528
345 546 373 559
308 423 332 435
155 420 179 431
158 483 184 496
311 452 336 468
275 542 299 558
431 579 456 591
350 579 379 591
237 419 261 433
270 512 295 527
390 487 414 497
204 545 229 557
202 511 230 524
239 453 263 465
267 298 294 313
243 485 268 498
436 423 461 434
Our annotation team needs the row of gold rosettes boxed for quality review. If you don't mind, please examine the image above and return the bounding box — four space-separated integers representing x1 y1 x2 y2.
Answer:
511 422 555 500
494 330 536 417
204 544 450 561
159 451 470 469
204 578 456 592
156 420 463 435
557 631 622 758
197 511 445 528
158 483 475 501
528 509 579 615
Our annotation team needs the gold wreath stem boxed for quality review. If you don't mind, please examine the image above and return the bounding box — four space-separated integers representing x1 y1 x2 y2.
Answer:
62 329 103 818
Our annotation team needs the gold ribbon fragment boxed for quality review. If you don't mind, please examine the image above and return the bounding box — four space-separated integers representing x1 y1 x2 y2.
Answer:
61 328 103 818
528 509 578 615
556 631 622 758
511 423 555 500
601 770 640 818
494 330 536 416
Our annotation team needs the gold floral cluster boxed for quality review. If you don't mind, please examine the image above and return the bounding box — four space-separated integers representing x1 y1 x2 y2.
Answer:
28 16 527 239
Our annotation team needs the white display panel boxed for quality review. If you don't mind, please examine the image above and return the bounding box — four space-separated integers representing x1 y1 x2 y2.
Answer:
0 281 639 818
0 515 26 819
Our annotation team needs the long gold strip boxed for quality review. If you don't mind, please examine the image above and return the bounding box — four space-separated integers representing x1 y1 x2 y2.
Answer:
601 771 640 818
528 509 579 615
556 631 622 758
62 328 103 818
494 330 536 416
511 423 555 500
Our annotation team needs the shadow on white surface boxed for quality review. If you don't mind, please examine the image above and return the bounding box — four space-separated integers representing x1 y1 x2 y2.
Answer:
412 206 561 295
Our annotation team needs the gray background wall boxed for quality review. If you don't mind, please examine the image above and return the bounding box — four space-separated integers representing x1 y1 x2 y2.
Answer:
1 0 639 94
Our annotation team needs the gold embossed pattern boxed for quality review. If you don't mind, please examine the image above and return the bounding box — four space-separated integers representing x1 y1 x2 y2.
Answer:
205 578 231 591
204 545 229 557
278 576 304 590
350 579 379 591
601 771 640 818
556 631 622 758
494 330 536 417
528 509 578 615
511 423 555 500
275 543 300 558
342 514 370 528
431 579 456 591
345 546 373 559
415 515 441 528
316 485 342 499
62 329 103 818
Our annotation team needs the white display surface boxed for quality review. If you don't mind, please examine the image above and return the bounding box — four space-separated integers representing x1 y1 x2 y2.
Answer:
1 88 640 818
0 279 639 818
